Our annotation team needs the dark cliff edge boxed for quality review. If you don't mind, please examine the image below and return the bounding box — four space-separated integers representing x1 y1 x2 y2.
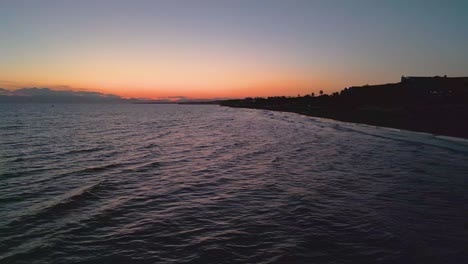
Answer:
220 76 468 139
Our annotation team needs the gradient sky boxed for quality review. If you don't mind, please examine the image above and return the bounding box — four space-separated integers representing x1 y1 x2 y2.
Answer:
1 0 467 99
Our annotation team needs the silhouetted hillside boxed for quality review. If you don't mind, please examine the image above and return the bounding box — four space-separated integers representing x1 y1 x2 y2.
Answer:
220 76 468 138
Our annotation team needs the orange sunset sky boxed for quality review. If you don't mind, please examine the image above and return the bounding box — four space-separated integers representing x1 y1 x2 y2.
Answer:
1 0 467 99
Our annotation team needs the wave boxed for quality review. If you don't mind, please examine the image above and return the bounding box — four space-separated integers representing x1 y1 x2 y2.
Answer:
62 147 107 155
1 104 467 264
257 109 468 154
5 181 106 229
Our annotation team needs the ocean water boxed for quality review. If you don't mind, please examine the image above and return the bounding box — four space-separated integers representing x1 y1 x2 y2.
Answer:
1 104 467 264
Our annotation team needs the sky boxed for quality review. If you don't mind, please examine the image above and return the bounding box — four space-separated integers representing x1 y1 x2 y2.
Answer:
0 0 467 99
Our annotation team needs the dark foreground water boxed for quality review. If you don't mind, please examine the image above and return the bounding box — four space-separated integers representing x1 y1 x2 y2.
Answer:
1 104 467 264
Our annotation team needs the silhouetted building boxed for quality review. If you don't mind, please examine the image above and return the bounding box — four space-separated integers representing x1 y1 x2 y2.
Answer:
400 75 468 96
401 75 468 85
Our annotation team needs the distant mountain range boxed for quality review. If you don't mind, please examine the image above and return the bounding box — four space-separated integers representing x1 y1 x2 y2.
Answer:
0 87 130 103
0 87 226 104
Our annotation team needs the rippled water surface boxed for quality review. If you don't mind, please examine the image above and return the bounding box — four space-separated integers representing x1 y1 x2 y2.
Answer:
1 104 467 263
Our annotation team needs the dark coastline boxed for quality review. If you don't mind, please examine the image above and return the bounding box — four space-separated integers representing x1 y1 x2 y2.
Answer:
220 76 468 139
221 104 468 139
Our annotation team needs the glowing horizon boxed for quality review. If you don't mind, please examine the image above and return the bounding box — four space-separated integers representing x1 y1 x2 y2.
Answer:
1 0 467 99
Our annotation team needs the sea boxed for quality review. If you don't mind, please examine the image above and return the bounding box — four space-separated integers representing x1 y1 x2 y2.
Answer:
1 104 467 264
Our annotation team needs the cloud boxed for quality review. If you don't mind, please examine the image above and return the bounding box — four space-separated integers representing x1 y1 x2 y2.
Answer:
0 80 21 86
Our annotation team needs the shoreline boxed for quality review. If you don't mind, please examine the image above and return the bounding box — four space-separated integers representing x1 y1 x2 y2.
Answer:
221 105 468 140
219 76 468 140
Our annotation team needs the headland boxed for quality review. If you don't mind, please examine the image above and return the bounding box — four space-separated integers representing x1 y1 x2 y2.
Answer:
220 76 468 139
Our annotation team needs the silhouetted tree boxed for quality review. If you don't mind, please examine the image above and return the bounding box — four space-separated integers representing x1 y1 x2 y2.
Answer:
311 92 315 97
319 90 324 96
